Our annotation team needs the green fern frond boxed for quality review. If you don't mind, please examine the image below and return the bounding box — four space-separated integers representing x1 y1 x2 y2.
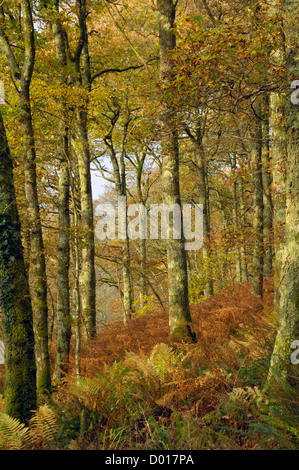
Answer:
0 412 30 450
150 343 182 383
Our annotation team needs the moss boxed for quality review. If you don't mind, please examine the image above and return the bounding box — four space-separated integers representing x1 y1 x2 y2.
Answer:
170 324 197 343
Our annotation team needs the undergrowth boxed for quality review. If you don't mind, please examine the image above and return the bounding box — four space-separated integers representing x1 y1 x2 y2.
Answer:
0 280 298 450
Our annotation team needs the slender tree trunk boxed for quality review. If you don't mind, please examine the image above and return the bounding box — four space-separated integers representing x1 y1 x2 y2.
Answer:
70 170 81 377
76 110 96 337
75 0 96 338
193 115 213 296
47 0 72 381
156 0 194 340
136 158 148 310
240 177 249 282
231 155 242 283
261 95 274 276
0 110 36 422
270 90 287 312
250 101 264 299
19 86 51 394
104 108 135 322
139 236 148 309
73 236 81 378
54 135 71 380
122 236 134 320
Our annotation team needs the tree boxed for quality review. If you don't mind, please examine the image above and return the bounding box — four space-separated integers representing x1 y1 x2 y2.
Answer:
42 0 72 381
250 98 264 299
266 0 299 393
154 0 195 340
0 0 51 395
102 97 135 322
0 109 36 422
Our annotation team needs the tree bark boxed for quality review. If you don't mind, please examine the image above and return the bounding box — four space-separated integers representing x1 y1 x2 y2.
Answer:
44 0 72 381
0 0 51 395
266 0 299 392
156 0 194 340
185 114 213 295
231 155 242 284
54 133 71 380
74 0 96 338
0 110 36 422
104 108 135 322
261 95 274 276
250 101 264 299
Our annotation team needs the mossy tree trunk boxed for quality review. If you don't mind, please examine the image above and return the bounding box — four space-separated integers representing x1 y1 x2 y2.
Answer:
267 0 287 317
74 0 96 338
0 110 36 422
156 0 194 340
266 0 299 392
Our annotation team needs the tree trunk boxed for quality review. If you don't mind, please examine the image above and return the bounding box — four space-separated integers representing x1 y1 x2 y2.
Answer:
104 108 135 322
270 91 287 312
47 0 72 381
72 0 96 338
266 0 299 393
54 136 71 380
268 0 287 315
0 110 36 422
19 86 51 395
156 0 194 340
3 0 52 396
194 115 213 296
240 177 249 282
76 110 96 338
231 155 242 284
261 94 274 276
250 101 264 299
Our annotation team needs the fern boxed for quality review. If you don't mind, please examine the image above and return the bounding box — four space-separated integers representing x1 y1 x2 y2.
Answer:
28 405 58 449
150 343 182 383
0 413 30 450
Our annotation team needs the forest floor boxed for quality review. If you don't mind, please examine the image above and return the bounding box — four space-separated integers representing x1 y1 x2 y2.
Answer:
49 276 298 450
1 277 299 450
71 278 275 380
